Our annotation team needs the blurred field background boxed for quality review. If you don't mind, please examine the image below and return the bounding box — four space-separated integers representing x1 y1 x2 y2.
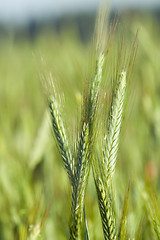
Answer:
0 1 160 239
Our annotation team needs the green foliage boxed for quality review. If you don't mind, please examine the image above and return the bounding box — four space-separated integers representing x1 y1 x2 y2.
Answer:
118 183 130 240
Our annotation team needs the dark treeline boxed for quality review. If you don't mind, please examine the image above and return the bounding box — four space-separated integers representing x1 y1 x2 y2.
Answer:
0 8 160 44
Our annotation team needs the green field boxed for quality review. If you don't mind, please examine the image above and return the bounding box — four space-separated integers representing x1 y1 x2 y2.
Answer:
0 11 160 240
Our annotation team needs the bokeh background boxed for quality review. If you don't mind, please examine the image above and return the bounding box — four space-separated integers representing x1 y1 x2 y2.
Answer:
0 0 160 239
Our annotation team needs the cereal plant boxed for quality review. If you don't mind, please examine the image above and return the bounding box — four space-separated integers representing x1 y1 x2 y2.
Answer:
47 11 137 239
1 7 160 240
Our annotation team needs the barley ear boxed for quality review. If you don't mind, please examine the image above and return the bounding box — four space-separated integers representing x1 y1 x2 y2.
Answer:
92 70 126 240
86 52 104 132
69 52 104 240
103 71 126 183
49 95 74 186
70 122 90 240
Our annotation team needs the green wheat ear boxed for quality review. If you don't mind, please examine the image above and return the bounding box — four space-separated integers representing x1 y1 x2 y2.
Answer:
103 71 126 183
89 52 104 121
69 51 105 240
84 52 104 134
70 122 90 240
47 43 104 239
93 70 127 240
49 94 74 186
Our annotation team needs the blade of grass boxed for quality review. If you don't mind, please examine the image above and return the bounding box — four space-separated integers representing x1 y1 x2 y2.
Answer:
118 182 130 240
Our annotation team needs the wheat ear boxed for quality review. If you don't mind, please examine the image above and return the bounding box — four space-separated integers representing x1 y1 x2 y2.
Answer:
70 122 90 240
49 95 74 186
86 52 104 131
103 71 126 183
92 71 126 240
69 52 104 240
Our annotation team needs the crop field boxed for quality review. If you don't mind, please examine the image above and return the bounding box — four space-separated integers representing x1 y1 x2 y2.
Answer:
0 10 160 240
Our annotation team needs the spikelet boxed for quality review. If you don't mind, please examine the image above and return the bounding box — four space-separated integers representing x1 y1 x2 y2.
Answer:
103 71 126 182
86 52 104 131
70 122 90 240
49 95 74 186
